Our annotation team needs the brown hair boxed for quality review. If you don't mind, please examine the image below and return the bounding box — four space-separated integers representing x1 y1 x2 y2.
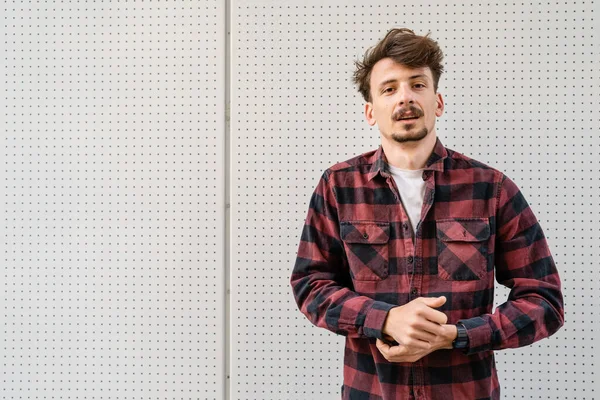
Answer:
352 28 445 103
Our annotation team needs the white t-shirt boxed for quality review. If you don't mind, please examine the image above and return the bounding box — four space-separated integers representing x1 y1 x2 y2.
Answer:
387 163 426 236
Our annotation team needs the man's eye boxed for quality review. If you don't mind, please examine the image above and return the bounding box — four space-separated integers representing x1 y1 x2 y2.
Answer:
414 84 425 88
383 88 394 93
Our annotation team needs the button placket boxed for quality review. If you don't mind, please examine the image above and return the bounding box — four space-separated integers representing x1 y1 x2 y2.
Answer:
386 177 414 248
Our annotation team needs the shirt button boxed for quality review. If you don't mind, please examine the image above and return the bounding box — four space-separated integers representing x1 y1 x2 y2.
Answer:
411 287 418 296
407 256 414 263
402 223 409 230
362 232 369 239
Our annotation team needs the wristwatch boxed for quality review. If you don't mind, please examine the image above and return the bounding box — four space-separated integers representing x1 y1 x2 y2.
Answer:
452 323 469 349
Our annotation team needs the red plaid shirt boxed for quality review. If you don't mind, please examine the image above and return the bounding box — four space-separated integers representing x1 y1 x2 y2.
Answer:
290 137 564 400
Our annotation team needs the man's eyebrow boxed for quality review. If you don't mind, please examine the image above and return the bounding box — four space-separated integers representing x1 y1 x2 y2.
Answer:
378 74 429 89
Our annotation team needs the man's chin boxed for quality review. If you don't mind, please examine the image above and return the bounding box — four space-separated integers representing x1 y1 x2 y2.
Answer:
390 129 429 144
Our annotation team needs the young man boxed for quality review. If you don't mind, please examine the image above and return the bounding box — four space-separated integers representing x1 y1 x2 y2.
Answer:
290 28 564 400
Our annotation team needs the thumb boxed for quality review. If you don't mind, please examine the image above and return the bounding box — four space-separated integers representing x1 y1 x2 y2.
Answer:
420 296 447 308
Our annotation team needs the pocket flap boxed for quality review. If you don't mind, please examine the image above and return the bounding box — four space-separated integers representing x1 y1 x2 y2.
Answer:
340 221 390 244
436 218 490 242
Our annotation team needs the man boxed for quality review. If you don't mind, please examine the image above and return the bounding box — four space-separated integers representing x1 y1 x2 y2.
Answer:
290 28 564 400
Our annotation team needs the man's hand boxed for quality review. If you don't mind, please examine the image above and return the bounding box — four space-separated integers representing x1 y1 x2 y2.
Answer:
376 324 458 363
377 296 458 363
382 296 449 349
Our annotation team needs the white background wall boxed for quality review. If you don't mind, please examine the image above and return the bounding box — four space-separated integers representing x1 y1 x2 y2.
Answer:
2 0 598 399
1 1 225 398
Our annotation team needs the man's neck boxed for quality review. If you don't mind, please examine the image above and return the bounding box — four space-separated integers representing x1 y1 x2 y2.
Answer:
381 132 437 171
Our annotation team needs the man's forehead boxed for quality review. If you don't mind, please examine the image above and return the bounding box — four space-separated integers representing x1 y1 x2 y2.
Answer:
371 61 431 85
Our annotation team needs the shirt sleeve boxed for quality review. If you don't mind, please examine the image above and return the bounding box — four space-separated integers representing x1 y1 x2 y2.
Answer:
458 174 565 355
290 170 397 340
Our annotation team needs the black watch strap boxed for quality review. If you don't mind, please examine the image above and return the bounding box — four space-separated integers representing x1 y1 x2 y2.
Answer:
452 323 469 349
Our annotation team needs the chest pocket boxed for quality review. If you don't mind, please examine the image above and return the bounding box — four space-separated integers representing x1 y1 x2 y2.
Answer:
436 218 490 281
340 221 390 281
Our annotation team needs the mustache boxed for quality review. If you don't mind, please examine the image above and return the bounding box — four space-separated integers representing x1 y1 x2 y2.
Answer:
392 107 422 120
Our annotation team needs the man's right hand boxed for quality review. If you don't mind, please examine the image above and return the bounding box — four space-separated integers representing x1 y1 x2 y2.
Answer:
381 296 448 350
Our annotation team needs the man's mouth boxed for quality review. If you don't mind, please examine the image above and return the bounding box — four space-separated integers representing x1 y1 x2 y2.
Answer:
397 116 419 121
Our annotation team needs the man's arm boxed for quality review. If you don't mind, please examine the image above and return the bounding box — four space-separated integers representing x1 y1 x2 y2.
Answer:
290 170 397 340
458 174 565 355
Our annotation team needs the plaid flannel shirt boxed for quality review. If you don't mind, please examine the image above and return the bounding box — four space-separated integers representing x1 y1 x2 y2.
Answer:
290 137 564 400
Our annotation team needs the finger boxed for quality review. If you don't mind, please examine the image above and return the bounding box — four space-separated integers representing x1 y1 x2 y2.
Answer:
402 336 431 350
404 324 437 343
383 334 396 343
381 334 398 346
417 295 446 308
376 339 390 353
387 344 427 362
409 328 437 343
414 319 447 337
386 344 409 358
419 307 448 325
376 340 393 361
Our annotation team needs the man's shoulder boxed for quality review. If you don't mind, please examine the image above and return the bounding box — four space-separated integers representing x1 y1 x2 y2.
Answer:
324 147 379 175
445 146 503 174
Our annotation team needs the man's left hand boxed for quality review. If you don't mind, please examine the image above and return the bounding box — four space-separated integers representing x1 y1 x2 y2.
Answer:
376 323 458 363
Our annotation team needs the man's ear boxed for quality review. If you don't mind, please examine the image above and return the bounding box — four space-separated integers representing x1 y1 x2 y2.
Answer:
435 92 444 117
365 102 377 126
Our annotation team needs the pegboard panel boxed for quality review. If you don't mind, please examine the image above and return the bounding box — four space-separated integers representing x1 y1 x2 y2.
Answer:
1 1 226 399
230 0 599 399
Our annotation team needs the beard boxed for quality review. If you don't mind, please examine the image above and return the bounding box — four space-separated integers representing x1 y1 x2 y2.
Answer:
390 126 429 143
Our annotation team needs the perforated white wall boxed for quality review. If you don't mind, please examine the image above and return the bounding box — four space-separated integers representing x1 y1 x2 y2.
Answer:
2 0 598 399
1 1 226 398
230 1 599 399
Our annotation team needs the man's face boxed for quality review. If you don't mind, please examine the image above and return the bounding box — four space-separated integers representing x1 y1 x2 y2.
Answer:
365 58 444 144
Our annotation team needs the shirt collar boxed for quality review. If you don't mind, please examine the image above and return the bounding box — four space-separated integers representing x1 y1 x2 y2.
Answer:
367 136 448 181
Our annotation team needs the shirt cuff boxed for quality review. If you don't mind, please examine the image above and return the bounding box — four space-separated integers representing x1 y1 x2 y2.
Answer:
458 316 493 355
362 301 398 339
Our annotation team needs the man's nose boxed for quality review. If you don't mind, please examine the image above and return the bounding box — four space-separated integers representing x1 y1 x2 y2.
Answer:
397 86 414 105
